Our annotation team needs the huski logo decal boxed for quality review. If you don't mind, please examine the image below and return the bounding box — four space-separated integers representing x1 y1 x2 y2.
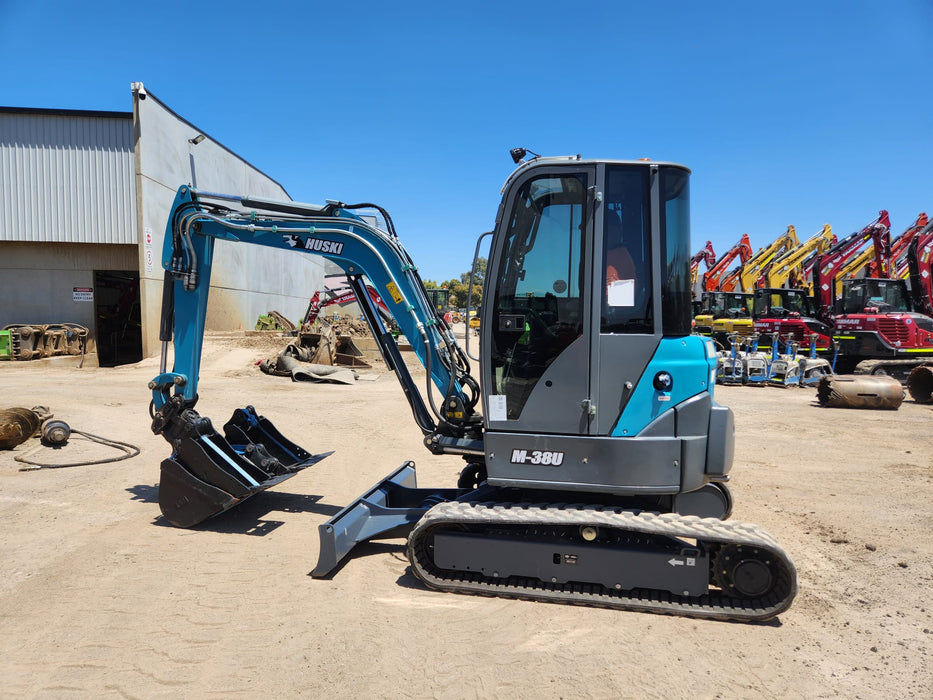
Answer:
284 234 344 255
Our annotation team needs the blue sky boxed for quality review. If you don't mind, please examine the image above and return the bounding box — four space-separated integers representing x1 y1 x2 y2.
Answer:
2 1 931 283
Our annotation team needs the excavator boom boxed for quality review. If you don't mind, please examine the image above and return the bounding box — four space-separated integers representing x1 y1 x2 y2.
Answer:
830 214 927 297
702 234 751 291
813 210 890 323
759 224 835 289
891 213 929 279
691 240 716 301
906 219 933 317
721 226 799 292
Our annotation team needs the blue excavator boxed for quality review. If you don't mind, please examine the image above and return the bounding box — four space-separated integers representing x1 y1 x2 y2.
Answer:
149 150 796 621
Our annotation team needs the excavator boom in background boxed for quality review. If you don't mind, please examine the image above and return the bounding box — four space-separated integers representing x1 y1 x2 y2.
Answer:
891 213 929 280
702 234 751 292
720 226 799 293
690 240 716 311
758 224 835 290
814 211 891 322
907 218 933 316
694 235 753 344
302 284 393 327
148 154 796 621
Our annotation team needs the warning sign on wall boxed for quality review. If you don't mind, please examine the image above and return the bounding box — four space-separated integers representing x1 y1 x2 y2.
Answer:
73 287 94 302
144 226 155 272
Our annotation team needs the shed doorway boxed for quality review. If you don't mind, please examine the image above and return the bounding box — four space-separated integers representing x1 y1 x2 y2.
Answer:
94 270 142 366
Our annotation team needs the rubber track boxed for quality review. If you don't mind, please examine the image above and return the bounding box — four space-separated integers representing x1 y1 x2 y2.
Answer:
407 501 797 622
855 358 928 382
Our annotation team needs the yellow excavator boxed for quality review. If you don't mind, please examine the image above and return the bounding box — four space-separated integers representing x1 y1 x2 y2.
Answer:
694 290 755 349
758 224 835 290
720 226 800 293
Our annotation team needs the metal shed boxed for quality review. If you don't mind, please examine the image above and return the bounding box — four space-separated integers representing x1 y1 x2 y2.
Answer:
0 86 325 366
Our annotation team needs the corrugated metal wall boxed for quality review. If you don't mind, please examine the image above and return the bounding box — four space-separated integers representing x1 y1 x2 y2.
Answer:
0 111 137 244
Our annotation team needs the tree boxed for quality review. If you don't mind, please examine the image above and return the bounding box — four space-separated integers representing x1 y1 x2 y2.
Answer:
460 257 486 287
421 259 485 310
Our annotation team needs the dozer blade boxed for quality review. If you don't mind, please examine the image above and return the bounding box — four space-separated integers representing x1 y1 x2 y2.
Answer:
311 462 465 578
157 405 332 528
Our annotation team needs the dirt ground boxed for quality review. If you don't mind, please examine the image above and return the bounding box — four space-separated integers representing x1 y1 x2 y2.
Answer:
1 328 931 699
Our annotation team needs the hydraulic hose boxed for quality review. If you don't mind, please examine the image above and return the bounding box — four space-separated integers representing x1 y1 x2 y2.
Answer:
14 429 141 470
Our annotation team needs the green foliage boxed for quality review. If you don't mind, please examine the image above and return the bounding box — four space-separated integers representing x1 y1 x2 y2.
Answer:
422 258 486 310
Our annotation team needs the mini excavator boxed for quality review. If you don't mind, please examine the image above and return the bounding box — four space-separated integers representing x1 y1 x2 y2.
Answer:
149 152 797 621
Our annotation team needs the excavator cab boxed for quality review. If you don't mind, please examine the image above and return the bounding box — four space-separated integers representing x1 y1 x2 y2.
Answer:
838 278 911 315
753 288 815 319
694 291 753 347
751 287 834 362
479 160 730 498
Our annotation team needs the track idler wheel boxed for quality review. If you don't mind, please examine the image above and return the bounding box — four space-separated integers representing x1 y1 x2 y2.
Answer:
713 544 776 598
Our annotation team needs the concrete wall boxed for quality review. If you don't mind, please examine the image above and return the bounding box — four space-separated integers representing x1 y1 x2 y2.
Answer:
0 241 136 332
132 85 325 357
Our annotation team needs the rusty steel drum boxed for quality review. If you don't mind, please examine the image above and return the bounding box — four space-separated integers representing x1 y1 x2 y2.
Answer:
817 375 905 410
906 364 933 404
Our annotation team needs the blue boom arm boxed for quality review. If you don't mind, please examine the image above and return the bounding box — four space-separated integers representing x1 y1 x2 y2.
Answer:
147 186 482 532
151 186 477 433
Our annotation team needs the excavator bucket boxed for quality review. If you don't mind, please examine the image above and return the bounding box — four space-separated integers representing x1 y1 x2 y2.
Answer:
158 406 332 528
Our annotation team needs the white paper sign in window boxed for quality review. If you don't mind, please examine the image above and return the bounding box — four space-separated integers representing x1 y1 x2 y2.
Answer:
488 394 508 421
607 279 635 307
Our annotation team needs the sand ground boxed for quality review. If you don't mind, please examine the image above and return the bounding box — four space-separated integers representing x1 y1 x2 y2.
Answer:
0 329 930 699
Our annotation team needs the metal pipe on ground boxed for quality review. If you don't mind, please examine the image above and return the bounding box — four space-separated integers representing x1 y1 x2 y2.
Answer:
817 375 905 409
907 364 933 403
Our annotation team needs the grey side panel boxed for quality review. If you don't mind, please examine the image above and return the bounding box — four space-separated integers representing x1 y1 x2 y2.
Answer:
593 334 661 435
674 392 711 437
663 391 716 492
485 430 682 493
485 391 719 496
706 402 734 479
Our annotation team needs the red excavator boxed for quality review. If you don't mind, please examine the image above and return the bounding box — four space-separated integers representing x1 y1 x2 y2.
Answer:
813 211 891 322
693 235 753 340
751 217 887 358
816 212 933 377
302 284 393 327
906 217 933 317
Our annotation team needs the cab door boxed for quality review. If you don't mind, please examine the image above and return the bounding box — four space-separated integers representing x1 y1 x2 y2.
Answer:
482 165 595 435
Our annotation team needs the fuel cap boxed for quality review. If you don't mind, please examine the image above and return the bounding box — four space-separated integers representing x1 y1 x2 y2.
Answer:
653 371 673 392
